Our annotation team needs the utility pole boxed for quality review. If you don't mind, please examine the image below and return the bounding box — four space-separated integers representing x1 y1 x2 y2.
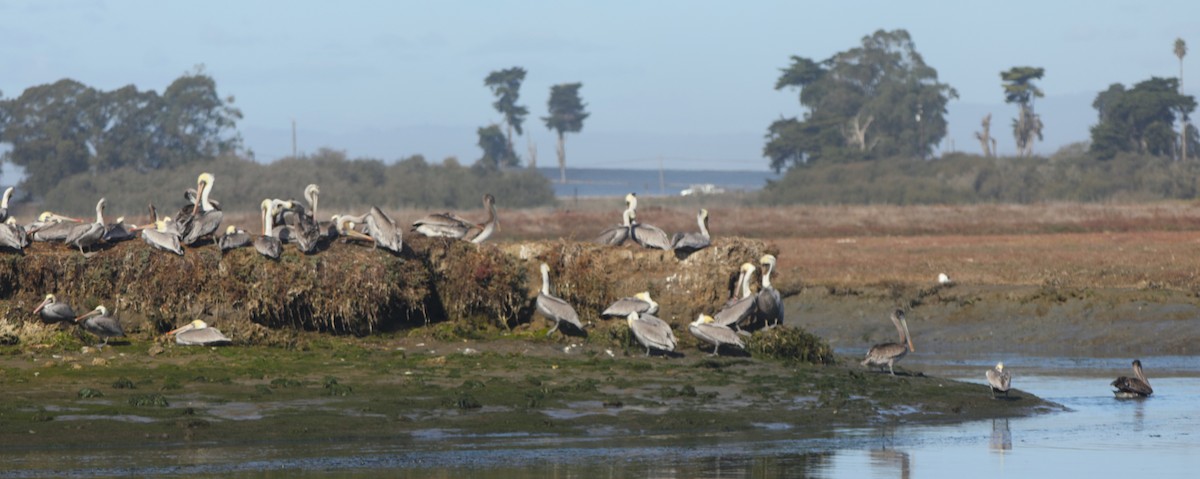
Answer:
658 156 666 196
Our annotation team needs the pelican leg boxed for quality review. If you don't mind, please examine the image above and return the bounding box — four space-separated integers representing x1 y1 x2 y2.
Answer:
546 321 560 337
888 362 896 376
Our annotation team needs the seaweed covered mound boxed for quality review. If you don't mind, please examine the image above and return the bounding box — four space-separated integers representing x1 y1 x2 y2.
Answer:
0 236 780 348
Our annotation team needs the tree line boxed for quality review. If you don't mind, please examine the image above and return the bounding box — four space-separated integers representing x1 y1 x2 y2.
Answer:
767 29 1199 172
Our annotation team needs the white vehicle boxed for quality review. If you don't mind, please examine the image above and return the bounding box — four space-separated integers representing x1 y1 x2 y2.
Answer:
680 184 725 196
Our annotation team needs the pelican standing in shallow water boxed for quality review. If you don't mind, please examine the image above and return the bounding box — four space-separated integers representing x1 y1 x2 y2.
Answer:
671 208 711 255
755 254 783 328
861 309 915 376
536 263 583 337
74 305 124 348
182 172 223 246
64 198 106 254
626 311 676 356
168 319 232 346
1111 359 1153 398
689 314 745 356
986 362 1012 398
33 294 76 324
601 291 658 318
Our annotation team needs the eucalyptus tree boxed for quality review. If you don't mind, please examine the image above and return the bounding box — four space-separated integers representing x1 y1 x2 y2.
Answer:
1090 77 1197 159
1001 66 1045 157
1175 38 1188 160
484 67 529 163
765 29 957 172
542 82 589 183
476 124 513 169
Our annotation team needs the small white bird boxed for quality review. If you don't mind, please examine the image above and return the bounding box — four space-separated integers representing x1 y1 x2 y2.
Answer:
937 273 952 285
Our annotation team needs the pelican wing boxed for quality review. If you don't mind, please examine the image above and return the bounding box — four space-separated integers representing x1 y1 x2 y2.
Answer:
254 235 282 259
713 296 756 327
755 287 783 326
688 322 745 350
601 297 653 318
671 231 710 253
986 368 1011 392
1111 376 1153 396
176 327 232 346
631 223 672 250
537 292 582 331
630 313 676 352
412 213 473 239
182 210 223 246
143 229 183 255
40 302 77 324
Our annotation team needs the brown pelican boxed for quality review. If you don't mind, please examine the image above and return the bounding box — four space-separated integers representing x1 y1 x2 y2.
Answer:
0 218 26 252
601 291 658 318
0 186 14 223
74 305 125 348
688 314 745 356
64 198 106 254
714 263 757 328
671 209 711 255
254 199 283 259
364 206 403 254
595 207 634 246
626 311 676 356
467 194 499 244
536 263 583 337
33 294 75 324
29 211 84 242
103 216 137 243
411 193 498 243
168 319 232 346
182 172 223 246
755 254 783 328
140 219 183 255
986 362 1012 398
626 194 672 250
218 225 252 252
861 309 915 376
1111 359 1153 398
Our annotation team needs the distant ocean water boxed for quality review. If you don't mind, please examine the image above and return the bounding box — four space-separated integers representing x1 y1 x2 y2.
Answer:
535 167 780 198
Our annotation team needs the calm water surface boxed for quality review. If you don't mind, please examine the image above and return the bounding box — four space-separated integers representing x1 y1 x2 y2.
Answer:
3 356 1196 478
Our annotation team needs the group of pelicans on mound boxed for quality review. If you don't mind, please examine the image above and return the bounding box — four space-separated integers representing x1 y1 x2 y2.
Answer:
12 175 1155 400
0 172 500 258
535 254 783 357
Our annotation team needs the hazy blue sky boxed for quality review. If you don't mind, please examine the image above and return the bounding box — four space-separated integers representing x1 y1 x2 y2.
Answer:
2 0 1198 171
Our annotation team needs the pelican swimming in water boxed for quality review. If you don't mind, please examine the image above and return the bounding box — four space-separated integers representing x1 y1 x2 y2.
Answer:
626 311 677 356
74 305 124 348
64 198 107 254
601 291 659 318
0 218 26 252
182 173 223 246
861 309 915 376
218 225 252 252
594 193 636 246
0 186 14 223
1111 359 1153 398
168 319 232 346
755 254 783 328
986 362 1012 398
671 209 711 255
254 199 283 259
33 294 76 325
689 314 745 356
714 263 757 329
536 263 583 337
626 194 672 250
140 218 184 255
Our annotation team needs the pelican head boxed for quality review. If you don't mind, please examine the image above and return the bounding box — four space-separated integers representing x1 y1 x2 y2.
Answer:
33 294 56 315
634 291 653 303
760 254 776 267
691 313 716 326
168 319 208 335
741 262 756 275
625 311 640 326
225 225 237 235
996 362 1004 372
37 211 52 222
75 305 108 323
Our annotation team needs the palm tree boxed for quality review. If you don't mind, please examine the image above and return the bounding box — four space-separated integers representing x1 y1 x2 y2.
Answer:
542 83 589 183
1175 38 1188 161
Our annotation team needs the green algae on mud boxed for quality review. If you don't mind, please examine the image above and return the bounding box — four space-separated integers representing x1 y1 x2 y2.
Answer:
0 336 1060 450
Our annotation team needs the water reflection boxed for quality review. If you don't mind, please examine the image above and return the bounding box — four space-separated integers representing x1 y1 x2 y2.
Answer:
869 448 910 479
989 419 1012 452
